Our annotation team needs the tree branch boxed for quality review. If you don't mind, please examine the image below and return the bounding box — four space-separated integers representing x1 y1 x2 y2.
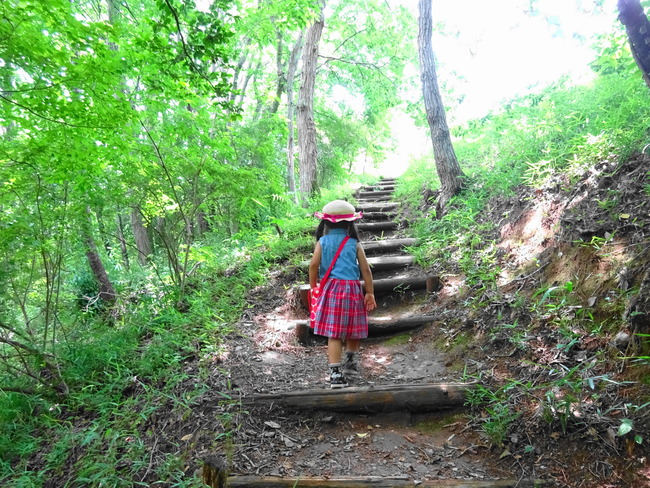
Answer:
0 94 112 129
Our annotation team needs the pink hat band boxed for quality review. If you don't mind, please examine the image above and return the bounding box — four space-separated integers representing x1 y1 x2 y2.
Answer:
314 211 363 222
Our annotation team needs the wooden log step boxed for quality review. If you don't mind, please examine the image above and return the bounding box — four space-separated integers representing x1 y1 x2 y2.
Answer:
361 185 395 191
356 194 393 202
356 202 398 212
362 238 417 253
360 211 396 220
298 255 414 272
297 276 441 308
356 221 398 232
243 382 476 413
357 190 393 197
219 475 544 488
293 314 437 338
368 255 414 270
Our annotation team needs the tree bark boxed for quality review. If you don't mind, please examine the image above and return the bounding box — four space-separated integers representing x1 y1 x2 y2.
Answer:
618 0 650 88
131 207 153 265
244 382 475 413
116 214 130 271
297 3 325 202
286 31 304 200
417 0 464 214
85 208 116 305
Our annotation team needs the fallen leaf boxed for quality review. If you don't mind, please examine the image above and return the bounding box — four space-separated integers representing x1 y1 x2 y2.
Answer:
264 421 281 429
500 449 511 459
620 214 630 219
180 434 193 442
357 433 368 438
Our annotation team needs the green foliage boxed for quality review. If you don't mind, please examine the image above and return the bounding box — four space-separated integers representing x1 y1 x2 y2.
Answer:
456 71 650 187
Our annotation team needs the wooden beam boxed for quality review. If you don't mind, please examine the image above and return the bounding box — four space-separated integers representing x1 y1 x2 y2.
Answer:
361 185 395 191
244 382 476 413
356 195 393 202
360 211 397 220
356 221 398 232
357 190 393 197
298 276 440 308
221 476 544 488
294 315 437 341
356 203 398 212
362 238 417 253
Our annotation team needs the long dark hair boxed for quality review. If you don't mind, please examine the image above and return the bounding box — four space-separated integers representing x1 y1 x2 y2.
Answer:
316 220 360 241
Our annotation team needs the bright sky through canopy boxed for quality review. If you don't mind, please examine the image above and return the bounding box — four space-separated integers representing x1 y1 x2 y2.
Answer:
427 0 619 121
380 0 621 176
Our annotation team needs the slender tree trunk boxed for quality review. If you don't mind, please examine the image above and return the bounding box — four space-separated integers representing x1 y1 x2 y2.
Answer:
286 31 304 201
131 207 153 265
618 0 650 89
229 37 251 104
268 29 286 115
2 71 16 139
297 3 325 202
417 0 464 214
85 207 116 305
116 214 130 271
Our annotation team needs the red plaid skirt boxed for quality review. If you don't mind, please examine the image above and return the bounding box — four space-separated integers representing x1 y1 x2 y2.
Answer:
312 279 368 339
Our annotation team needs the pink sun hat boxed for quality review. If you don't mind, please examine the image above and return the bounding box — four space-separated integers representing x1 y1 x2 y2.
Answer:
314 200 363 223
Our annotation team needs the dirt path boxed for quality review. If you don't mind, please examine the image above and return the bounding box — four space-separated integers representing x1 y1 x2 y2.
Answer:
217 180 537 486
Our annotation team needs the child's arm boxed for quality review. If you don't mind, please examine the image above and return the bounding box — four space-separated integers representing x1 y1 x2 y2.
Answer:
357 243 376 311
309 242 322 289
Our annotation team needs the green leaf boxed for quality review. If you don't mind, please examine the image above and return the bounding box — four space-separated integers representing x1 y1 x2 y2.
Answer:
617 419 633 437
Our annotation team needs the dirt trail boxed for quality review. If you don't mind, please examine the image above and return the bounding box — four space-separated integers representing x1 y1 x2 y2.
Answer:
218 180 535 486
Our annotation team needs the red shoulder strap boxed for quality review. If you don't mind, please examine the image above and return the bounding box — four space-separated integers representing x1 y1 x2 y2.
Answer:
321 236 350 285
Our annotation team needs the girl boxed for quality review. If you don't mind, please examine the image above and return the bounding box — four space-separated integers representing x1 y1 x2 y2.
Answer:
309 200 376 388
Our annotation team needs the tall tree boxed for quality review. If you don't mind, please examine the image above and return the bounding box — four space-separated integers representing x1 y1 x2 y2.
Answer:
618 0 650 89
286 31 304 199
417 0 464 214
297 2 325 200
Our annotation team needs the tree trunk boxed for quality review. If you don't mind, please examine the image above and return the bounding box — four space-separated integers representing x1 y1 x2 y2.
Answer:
116 214 130 271
268 30 286 115
297 3 325 202
618 0 650 88
229 37 251 104
131 207 153 265
286 31 304 200
417 0 464 214
85 208 116 305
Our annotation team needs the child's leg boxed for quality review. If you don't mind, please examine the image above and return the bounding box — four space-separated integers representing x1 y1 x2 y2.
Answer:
327 337 348 388
328 337 344 364
345 338 360 352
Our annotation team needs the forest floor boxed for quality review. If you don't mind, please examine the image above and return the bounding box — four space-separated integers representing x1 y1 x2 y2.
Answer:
168 157 650 487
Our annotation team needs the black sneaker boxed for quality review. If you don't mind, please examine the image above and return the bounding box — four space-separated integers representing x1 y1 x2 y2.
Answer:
329 365 348 389
342 352 361 376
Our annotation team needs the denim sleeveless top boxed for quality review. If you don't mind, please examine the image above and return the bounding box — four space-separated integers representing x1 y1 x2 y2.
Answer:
319 228 360 280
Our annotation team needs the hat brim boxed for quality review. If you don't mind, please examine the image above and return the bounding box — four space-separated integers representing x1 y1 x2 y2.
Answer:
314 211 363 222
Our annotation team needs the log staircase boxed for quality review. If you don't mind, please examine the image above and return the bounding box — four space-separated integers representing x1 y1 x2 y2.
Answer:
295 178 440 341
213 179 543 488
